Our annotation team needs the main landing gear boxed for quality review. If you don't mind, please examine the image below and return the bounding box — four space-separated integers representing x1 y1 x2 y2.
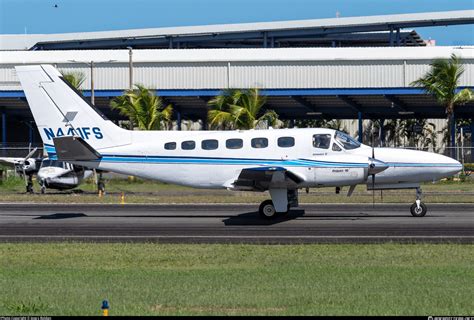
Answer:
258 189 299 219
97 172 106 194
410 187 427 217
25 175 34 194
40 182 47 194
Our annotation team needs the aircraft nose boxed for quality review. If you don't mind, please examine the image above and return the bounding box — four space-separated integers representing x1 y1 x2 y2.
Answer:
442 155 463 176
368 158 389 175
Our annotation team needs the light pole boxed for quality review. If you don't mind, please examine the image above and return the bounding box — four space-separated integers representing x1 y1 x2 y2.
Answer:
126 47 133 90
68 59 116 105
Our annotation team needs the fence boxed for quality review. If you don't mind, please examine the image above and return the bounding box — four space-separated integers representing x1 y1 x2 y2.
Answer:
0 145 45 158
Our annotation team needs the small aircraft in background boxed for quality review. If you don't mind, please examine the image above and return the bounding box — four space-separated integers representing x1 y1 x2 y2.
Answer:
0 147 42 193
0 148 104 193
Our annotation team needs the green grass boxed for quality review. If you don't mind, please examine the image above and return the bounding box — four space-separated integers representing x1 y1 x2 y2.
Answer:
0 243 473 316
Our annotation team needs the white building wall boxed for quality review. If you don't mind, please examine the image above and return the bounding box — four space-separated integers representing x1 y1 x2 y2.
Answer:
1 47 473 91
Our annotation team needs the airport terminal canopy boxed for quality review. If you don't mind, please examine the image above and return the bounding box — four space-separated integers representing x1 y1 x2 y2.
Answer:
0 10 473 50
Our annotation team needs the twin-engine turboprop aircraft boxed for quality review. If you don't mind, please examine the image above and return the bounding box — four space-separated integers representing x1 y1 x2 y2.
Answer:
16 65 462 218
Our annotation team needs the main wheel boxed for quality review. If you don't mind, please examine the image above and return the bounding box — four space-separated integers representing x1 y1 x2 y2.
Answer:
40 185 46 194
410 202 427 217
259 200 278 219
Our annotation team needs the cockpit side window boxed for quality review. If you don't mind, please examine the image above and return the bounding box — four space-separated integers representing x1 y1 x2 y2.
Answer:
332 143 342 151
312 134 331 149
335 131 361 150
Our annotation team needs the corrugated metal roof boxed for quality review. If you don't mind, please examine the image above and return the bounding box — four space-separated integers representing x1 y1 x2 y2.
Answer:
0 10 472 50
1 46 473 64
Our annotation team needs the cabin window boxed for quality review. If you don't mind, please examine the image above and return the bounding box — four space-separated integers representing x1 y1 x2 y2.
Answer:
332 143 342 151
164 142 176 150
40 160 63 168
251 137 268 148
313 134 331 149
202 139 219 150
181 140 196 150
277 136 295 148
226 138 243 149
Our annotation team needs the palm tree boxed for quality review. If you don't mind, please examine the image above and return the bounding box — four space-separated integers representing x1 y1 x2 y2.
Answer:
399 119 438 151
207 89 236 130
208 88 279 130
60 71 86 90
110 84 173 130
410 53 473 152
291 118 347 132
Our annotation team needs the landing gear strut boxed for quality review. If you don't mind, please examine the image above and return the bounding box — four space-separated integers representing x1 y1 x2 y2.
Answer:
258 189 299 219
410 187 427 217
40 183 46 194
97 172 106 195
25 175 34 194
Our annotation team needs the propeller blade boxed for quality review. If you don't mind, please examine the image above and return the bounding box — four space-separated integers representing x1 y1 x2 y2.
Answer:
24 147 38 162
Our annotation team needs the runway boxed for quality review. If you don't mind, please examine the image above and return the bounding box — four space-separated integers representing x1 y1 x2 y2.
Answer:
0 203 473 243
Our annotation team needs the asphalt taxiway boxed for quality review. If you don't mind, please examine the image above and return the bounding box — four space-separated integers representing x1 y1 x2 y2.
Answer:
0 203 472 243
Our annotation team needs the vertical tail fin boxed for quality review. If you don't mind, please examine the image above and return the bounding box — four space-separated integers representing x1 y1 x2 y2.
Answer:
15 65 131 151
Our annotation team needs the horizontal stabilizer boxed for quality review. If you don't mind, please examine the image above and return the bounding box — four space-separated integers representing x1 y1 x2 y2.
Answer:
53 136 102 161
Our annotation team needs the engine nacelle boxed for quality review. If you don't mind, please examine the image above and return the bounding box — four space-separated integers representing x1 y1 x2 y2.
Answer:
310 154 387 187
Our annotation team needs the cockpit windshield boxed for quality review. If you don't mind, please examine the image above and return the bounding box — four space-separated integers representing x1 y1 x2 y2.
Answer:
41 160 64 168
334 131 361 150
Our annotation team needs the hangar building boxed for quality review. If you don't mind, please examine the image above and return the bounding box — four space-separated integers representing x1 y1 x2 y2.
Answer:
0 10 473 151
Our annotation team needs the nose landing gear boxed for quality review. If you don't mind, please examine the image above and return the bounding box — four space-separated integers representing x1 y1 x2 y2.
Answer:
410 187 427 217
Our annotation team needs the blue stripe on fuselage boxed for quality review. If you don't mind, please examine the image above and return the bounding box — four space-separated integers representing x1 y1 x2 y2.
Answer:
42 144 459 168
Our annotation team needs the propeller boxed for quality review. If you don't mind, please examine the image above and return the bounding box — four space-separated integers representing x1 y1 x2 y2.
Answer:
367 136 389 207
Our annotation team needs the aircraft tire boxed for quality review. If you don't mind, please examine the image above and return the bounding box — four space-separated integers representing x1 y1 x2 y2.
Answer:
259 200 278 219
410 202 427 217
40 185 46 194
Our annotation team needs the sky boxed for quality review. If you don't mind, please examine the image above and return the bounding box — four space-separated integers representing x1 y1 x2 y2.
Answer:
0 0 473 45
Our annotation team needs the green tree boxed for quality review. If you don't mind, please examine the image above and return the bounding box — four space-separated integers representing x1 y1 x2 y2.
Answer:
410 54 473 150
289 119 347 132
398 119 438 151
60 71 86 90
110 84 173 130
208 88 279 130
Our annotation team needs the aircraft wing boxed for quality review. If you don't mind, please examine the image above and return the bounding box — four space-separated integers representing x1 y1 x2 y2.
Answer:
229 166 304 191
0 157 24 167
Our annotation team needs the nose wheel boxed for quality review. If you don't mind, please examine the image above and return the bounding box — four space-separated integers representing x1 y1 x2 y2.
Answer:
410 201 427 217
410 187 427 217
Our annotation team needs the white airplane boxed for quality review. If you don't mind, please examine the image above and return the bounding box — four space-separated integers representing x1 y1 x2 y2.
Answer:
36 159 95 193
0 152 95 193
16 65 462 218
0 148 41 192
